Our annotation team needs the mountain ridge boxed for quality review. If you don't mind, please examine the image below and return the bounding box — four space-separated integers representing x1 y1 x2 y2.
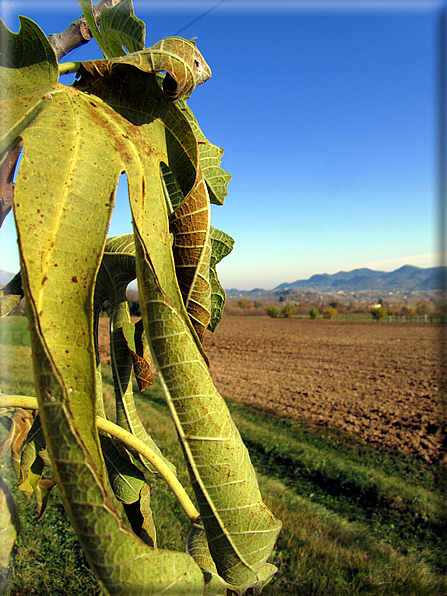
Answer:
274 265 444 292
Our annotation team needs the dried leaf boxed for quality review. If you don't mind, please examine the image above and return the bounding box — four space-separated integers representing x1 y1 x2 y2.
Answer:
0 476 20 568
122 319 152 392
9 408 35 479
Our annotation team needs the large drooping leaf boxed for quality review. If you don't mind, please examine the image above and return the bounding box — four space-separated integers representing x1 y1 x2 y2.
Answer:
78 0 145 58
5 17 210 595
134 228 281 592
132 183 281 593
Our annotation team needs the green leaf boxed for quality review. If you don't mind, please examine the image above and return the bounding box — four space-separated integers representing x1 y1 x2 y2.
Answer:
93 234 175 477
100 433 157 546
187 522 230 595
78 0 145 58
0 271 23 318
77 0 110 57
18 414 54 503
100 0 146 56
122 319 152 392
0 476 20 568
35 476 58 520
76 36 212 102
175 98 231 205
5 408 35 479
160 162 186 214
208 227 234 332
0 17 58 155
169 176 212 343
123 483 157 548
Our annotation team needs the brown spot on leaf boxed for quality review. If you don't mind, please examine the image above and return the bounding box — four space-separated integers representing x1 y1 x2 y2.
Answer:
72 277 78 283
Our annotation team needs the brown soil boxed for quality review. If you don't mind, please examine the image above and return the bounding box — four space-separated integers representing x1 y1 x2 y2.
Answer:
203 317 446 463
98 317 112 366
98 316 446 463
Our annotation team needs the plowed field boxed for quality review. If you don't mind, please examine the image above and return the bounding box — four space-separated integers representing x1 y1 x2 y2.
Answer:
203 316 445 463
98 316 446 463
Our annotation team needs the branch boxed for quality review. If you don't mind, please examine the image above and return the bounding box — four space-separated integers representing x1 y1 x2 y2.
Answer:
0 144 22 229
0 395 200 524
48 0 121 61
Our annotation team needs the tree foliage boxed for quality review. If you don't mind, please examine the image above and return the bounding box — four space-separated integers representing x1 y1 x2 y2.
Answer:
0 2 281 594
371 306 387 321
266 305 280 318
309 307 319 319
281 304 295 318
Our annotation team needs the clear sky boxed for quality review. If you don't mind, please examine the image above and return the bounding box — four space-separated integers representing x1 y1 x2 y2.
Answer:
0 0 444 290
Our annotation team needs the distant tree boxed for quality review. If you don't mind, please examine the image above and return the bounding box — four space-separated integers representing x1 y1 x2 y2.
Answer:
282 304 295 318
323 307 337 319
309 307 319 319
238 297 253 309
279 295 286 302
266 305 280 318
371 306 387 321
416 301 428 316
126 289 141 317
254 300 265 308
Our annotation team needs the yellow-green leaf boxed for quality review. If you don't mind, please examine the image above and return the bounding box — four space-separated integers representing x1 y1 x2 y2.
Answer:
78 0 145 58
208 227 234 332
0 271 23 318
76 36 211 102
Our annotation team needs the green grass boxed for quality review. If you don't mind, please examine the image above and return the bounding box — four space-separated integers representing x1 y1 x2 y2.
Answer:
0 316 446 595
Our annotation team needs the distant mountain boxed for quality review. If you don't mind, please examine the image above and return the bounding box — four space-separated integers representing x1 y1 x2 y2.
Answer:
0 270 14 286
274 265 446 293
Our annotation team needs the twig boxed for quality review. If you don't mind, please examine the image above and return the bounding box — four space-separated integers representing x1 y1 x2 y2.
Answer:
0 395 200 523
0 143 22 228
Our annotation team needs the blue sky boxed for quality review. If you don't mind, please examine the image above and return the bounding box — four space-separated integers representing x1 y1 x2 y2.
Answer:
0 0 444 290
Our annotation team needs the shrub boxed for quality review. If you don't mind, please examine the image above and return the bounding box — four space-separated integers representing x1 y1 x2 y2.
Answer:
282 304 296 318
371 306 387 321
323 307 337 319
309 307 319 319
238 297 253 309
267 305 280 318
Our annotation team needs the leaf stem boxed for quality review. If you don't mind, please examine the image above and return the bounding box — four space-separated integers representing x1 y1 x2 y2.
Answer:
0 396 200 523
58 62 82 76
